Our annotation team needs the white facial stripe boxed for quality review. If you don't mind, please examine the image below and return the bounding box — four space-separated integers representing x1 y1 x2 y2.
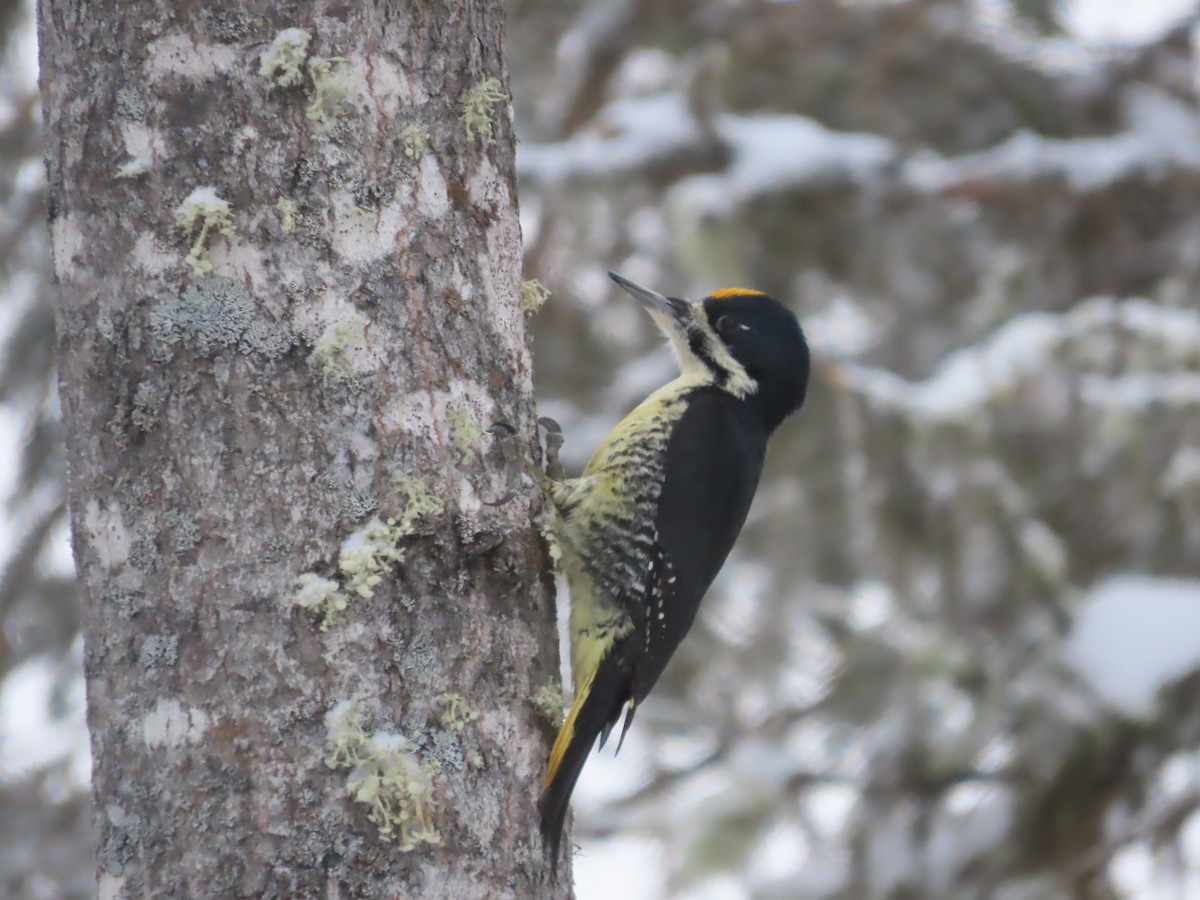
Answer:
692 308 756 397
647 302 756 398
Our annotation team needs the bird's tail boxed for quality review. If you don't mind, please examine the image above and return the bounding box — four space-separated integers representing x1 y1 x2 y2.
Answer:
539 656 629 863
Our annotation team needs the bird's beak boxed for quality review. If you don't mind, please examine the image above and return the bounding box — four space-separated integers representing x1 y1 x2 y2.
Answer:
608 271 691 334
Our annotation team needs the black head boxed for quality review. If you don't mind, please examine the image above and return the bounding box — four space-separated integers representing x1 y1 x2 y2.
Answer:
700 288 810 431
608 273 810 433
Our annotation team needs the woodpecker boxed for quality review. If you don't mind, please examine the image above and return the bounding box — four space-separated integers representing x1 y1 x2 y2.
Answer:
538 271 810 860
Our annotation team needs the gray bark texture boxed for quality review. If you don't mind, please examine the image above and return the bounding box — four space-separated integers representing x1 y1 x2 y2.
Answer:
38 1 566 897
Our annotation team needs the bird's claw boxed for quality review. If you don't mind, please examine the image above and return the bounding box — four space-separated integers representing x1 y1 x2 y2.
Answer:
538 417 567 481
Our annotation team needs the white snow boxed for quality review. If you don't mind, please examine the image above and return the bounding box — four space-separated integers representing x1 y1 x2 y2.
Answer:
1065 575 1200 717
838 311 1064 420
117 123 166 178
0 650 89 786
921 88 1200 193
715 113 893 200
174 186 232 223
838 298 1200 421
524 78 1200 202
258 28 312 89
520 92 894 197
518 93 702 184
803 294 878 359
1065 0 1196 46
142 698 210 748
1079 373 1200 410
574 837 664 900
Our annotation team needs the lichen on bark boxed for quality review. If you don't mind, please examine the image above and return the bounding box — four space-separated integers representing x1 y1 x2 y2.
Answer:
39 1 564 897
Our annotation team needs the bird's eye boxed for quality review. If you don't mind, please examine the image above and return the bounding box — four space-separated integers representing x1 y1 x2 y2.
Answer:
716 315 739 334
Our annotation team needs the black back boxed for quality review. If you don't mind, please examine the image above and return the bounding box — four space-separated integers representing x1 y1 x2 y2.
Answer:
630 386 768 703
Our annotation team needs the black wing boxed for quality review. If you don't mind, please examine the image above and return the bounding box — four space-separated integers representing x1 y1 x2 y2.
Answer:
631 387 768 705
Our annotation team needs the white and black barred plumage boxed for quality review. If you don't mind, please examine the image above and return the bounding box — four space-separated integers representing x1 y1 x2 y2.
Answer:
539 273 810 861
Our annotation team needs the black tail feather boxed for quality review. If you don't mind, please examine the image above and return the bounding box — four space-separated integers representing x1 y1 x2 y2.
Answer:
539 655 630 865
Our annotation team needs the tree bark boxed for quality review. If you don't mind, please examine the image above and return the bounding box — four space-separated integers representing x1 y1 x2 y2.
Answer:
38 1 564 896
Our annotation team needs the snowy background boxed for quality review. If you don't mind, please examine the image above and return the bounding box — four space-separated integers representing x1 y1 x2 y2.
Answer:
4 0 1200 897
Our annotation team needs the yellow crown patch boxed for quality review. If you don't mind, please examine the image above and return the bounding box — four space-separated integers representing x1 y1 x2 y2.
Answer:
709 287 765 300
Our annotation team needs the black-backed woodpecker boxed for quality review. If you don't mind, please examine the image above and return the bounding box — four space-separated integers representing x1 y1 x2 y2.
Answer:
539 272 810 860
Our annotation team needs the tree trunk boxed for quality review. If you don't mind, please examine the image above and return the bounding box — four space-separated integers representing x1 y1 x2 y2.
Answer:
38 1 565 896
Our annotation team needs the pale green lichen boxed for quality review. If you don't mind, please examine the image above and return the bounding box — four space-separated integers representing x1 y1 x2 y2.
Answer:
338 517 406 599
293 482 439 627
460 78 506 147
259 29 350 125
259 28 312 89
325 694 441 849
306 56 350 123
531 682 565 726
324 692 374 768
276 198 299 234
174 187 235 277
519 279 551 315
308 312 368 384
391 475 444 534
449 404 486 452
400 122 430 159
292 573 349 630
435 693 479 732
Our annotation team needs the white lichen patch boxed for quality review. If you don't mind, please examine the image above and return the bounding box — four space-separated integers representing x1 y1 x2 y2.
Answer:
146 33 238 82
83 499 131 571
344 54 418 117
291 573 349 630
97 873 126 900
133 233 176 276
115 123 166 179
416 154 449 218
307 309 371 384
328 190 407 263
50 215 85 282
276 198 299 234
219 241 271 295
461 78 507 147
142 698 210 748
325 694 441 849
174 186 235 277
259 28 312 88
338 517 406 599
